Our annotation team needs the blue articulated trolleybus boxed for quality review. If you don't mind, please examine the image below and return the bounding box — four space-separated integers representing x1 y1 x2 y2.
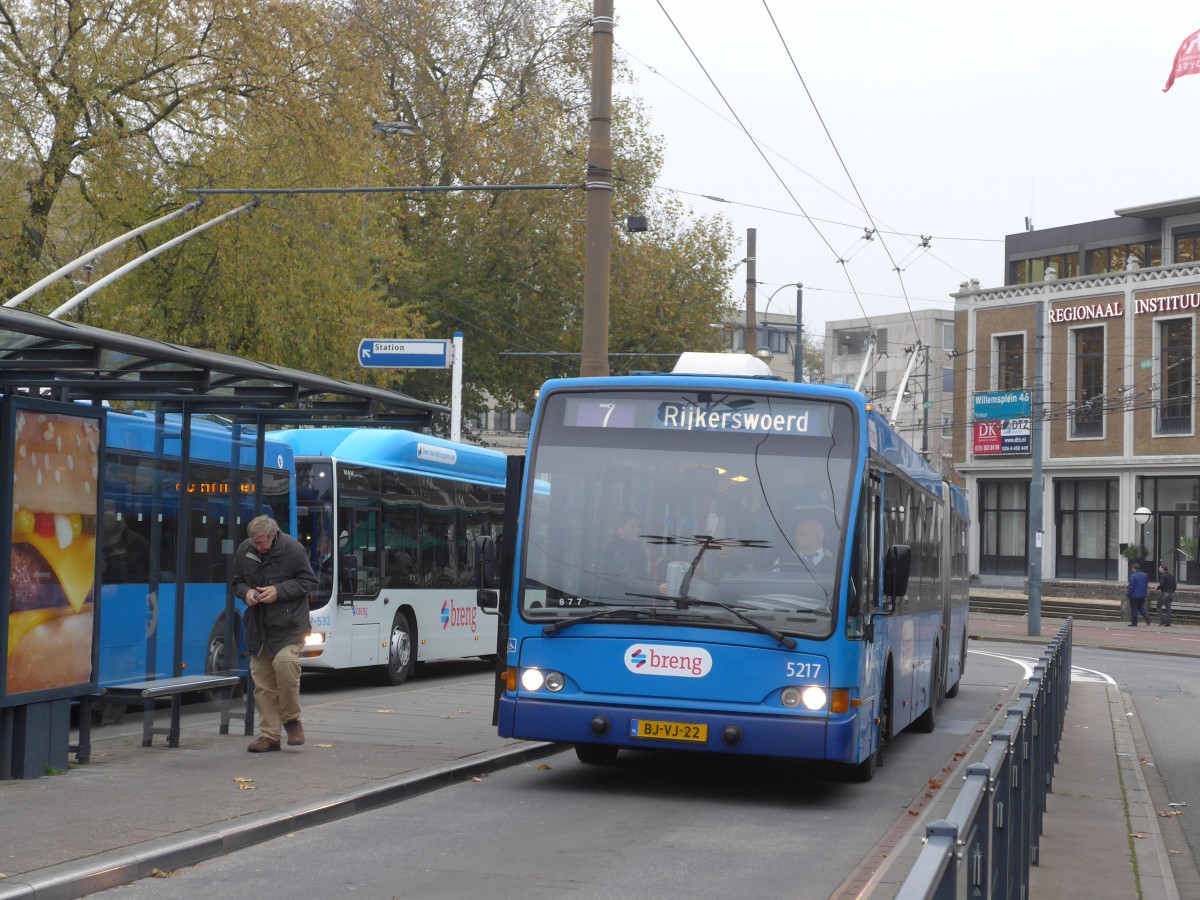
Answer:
478 353 969 779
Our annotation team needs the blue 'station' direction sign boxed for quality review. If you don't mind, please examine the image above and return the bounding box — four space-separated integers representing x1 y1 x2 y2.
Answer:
358 339 450 369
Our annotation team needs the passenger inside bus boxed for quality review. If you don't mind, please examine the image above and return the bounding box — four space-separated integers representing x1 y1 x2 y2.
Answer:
605 510 649 577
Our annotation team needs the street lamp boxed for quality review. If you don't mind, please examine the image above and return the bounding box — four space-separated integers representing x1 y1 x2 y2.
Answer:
759 282 803 378
1134 507 1152 525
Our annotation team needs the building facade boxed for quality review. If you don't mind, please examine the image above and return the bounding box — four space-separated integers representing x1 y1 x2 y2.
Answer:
955 196 1200 587
824 309 957 475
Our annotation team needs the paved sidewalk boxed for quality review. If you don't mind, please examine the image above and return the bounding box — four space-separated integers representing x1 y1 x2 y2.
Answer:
0 611 1195 899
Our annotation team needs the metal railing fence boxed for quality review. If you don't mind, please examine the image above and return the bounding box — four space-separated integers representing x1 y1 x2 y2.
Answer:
896 618 1073 899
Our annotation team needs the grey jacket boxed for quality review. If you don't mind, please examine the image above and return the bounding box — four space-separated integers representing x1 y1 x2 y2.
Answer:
232 531 317 657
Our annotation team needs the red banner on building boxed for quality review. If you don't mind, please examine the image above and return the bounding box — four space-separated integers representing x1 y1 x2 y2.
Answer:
973 421 1002 456
1164 27 1200 92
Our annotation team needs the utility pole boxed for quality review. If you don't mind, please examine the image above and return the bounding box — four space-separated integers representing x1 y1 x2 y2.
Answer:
794 283 804 382
921 346 930 459
744 228 757 356
1027 299 1046 636
580 0 614 377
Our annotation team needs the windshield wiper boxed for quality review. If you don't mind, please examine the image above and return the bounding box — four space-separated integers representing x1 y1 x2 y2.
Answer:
541 607 671 636
626 592 797 650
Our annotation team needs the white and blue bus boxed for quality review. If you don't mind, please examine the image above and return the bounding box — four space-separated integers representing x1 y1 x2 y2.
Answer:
270 429 506 685
479 353 969 780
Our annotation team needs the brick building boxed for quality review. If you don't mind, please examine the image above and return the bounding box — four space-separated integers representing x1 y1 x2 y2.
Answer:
954 196 1200 587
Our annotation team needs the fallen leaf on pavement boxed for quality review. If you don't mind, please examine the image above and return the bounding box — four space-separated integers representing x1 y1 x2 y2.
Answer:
376 709 394 714
316 743 333 748
1131 832 1148 839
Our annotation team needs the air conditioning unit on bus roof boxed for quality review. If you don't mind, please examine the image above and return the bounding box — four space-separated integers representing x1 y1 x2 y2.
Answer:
672 352 775 378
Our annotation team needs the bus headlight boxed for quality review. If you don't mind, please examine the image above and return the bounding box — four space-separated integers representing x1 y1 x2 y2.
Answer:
521 668 565 692
304 632 326 648
801 686 828 711
781 687 802 708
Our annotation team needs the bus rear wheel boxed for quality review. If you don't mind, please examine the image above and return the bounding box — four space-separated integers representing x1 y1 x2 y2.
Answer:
204 616 245 702
574 743 619 765
380 611 414 686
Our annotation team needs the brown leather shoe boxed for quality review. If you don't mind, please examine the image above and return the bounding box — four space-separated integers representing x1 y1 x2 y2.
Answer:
283 719 305 746
247 736 281 753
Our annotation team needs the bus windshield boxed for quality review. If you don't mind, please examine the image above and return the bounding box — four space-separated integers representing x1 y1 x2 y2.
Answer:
521 389 858 639
296 460 335 605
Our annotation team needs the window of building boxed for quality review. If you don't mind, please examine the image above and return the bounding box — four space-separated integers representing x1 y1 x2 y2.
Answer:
1086 240 1162 274
874 370 888 396
1173 230 1200 263
1054 479 1117 580
941 366 953 395
1010 253 1080 285
940 321 954 351
836 328 870 356
995 334 1024 390
513 409 532 433
1072 326 1104 438
941 411 953 438
978 480 1027 576
495 408 513 432
1159 319 1193 435
758 326 790 354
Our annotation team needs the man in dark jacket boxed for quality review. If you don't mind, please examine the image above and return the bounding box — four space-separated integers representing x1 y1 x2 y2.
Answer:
233 515 317 752
1127 563 1151 627
1157 564 1178 627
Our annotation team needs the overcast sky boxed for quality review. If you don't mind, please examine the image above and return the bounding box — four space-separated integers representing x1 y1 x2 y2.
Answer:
611 1 1200 346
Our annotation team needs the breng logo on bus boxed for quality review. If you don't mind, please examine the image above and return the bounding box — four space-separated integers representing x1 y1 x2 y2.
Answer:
441 599 477 632
624 644 712 677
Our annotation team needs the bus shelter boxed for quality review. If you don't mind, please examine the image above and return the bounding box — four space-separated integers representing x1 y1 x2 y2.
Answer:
0 306 448 777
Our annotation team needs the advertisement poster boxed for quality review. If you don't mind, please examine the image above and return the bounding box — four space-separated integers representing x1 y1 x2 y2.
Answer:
973 419 1031 456
1 399 103 704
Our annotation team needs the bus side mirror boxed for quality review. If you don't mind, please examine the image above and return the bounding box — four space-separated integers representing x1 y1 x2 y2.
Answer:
477 588 500 614
475 535 496 589
882 544 911 610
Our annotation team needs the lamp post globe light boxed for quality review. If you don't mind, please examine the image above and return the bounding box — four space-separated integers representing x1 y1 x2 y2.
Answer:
1134 506 1153 525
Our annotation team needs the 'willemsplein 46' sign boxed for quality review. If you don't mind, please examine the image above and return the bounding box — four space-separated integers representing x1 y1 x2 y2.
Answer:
972 390 1032 456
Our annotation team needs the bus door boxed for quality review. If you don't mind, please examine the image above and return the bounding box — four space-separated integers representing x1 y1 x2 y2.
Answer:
881 469 918 731
337 464 383 666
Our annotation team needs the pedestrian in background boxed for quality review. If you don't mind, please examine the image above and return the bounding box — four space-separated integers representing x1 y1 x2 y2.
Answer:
233 515 317 752
1156 564 1177 627
1127 562 1151 627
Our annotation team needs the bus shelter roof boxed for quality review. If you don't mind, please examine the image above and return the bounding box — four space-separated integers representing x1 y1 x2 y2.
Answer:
0 307 447 428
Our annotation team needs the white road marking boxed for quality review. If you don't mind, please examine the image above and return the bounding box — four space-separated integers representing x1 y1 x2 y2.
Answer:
968 648 1116 685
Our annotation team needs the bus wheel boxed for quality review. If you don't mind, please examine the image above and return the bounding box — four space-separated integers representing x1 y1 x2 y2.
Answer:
204 616 244 702
574 743 619 765
381 611 414 686
913 648 941 733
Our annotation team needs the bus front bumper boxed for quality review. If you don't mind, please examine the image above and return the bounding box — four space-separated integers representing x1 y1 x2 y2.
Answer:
498 696 863 763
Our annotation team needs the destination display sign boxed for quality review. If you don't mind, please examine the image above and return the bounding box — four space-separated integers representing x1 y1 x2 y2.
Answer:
558 393 834 437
